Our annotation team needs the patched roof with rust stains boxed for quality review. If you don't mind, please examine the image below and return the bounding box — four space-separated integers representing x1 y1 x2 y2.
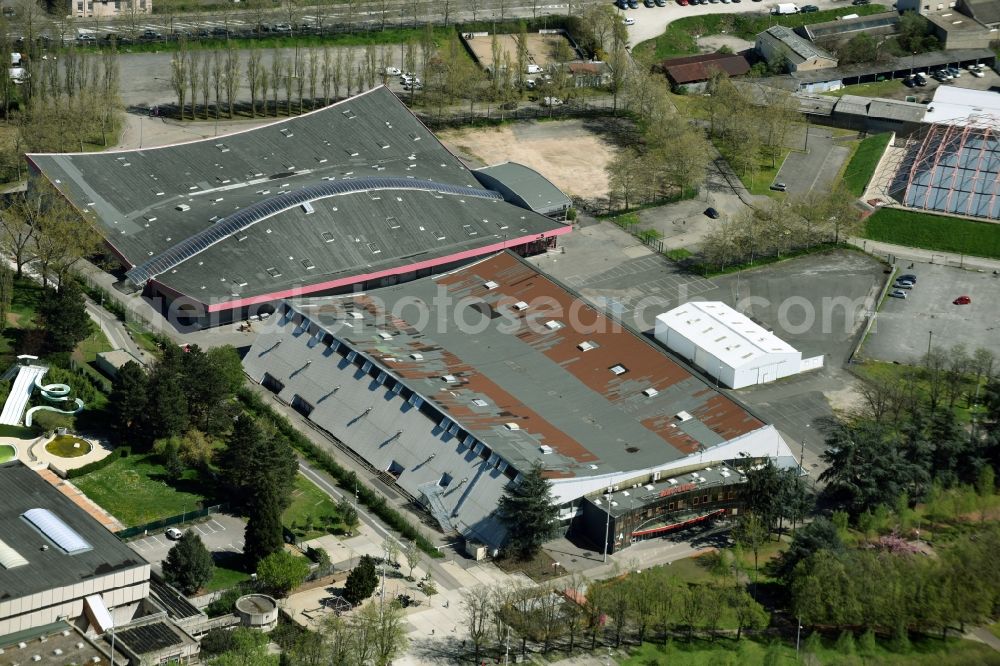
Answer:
288 251 765 477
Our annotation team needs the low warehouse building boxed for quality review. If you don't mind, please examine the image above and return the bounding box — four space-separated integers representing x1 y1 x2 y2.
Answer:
755 26 838 73
655 302 823 389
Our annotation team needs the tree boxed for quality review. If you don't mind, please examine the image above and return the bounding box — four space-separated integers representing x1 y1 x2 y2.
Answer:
729 588 768 640
497 463 559 560
742 458 784 535
212 628 271 666
733 512 769 595
256 550 310 596
337 497 359 534
896 11 939 53
244 492 284 568
770 517 844 583
224 48 240 119
420 575 438 606
162 530 214 595
144 361 189 442
403 539 422 580
344 554 379 606
109 361 148 438
358 601 408 665
217 415 297 511
0 265 11 331
0 199 36 278
36 280 91 355
170 50 188 121
462 586 491 663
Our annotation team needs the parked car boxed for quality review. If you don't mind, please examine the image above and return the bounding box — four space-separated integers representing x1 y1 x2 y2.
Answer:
542 96 564 107
894 282 913 290
852 0 870 4
142 30 161 39
655 0 667 6
644 0 655 7
770 182 788 192
705 207 720 219
800 4 819 11
76 33 96 43
898 274 917 283
953 295 972 305
165 527 183 540
625 16 636 24
946 66 962 78
273 23 292 32
889 290 907 299
385 66 401 76
628 0 639 7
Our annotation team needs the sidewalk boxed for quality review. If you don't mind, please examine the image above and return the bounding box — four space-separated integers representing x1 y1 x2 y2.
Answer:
849 237 1000 272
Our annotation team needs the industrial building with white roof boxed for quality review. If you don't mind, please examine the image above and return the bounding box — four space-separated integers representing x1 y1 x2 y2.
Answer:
655 302 824 390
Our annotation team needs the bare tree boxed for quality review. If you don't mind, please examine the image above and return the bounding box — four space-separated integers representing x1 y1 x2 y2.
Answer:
211 50 223 120
199 54 210 120
463 586 491 664
224 48 240 119
403 540 422 580
0 199 36 277
307 50 319 110
187 50 200 120
295 52 306 114
377 0 390 31
271 51 284 115
170 51 188 120
246 49 263 118
321 47 333 105
284 57 294 115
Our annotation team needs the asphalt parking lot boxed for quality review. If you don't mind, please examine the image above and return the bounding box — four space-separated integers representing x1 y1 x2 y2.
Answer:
864 263 1000 364
775 127 851 195
127 513 246 571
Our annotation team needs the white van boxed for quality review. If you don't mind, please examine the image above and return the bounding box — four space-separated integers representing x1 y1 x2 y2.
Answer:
526 64 542 74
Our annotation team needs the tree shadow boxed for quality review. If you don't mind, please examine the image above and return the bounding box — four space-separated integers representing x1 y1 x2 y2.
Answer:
580 115 642 151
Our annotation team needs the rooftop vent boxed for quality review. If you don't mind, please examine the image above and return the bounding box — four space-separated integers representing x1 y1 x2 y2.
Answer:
175 204 190 212
472 398 488 407
410 353 423 360
301 202 315 215
484 280 499 290
442 374 458 383
578 341 598 352
610 364 628 376
675 411 693 422
544 320 563 331
512 301 529 311
504 423 521 431
642 388 659 397
539 445 554 455
378 332 392 340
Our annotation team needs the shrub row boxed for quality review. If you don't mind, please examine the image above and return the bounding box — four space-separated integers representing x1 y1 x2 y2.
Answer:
78 281 129 323
237 388 442 558
67 446 129 478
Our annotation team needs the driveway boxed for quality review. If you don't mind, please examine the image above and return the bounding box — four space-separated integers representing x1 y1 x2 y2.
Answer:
127 513 246 571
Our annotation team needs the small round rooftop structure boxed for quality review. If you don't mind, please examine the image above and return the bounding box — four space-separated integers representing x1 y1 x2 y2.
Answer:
235 594 279 632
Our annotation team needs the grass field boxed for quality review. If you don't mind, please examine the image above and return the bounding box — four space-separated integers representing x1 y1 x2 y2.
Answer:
0 424 35 438
204 553 252 593
851 360 984 426
843 133 891 196
634 5 888 59
283 474 345 540
73 453 207 526
864 208 1000 259
623 636 1000 666
820 79 909 99
0 444 15 463
715 140 791 197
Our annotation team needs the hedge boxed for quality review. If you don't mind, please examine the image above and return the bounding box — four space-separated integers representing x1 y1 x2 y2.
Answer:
67 446 130 478
237 389 442 558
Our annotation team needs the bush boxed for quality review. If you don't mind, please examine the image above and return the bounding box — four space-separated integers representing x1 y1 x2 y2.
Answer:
66 446 129 478
237 389 441 558
205 585 247 618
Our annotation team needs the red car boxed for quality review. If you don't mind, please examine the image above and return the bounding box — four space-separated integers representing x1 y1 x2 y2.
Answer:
678 0 689 5
953 295 972 305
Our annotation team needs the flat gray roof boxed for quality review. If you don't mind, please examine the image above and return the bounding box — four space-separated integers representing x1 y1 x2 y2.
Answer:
0 462 147 603
280 252 764 477
28 87 565 309
761 25 836 63
474 162 572 215
786 48 996 84
804 11 900 39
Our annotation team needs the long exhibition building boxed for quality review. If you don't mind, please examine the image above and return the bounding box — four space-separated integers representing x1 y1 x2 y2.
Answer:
27 87 569 328
243 252 797 554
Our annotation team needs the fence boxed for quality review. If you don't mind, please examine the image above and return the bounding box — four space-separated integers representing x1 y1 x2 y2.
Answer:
115 504 226 540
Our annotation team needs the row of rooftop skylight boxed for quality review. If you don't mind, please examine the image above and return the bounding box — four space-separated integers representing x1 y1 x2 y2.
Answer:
280 305 521 483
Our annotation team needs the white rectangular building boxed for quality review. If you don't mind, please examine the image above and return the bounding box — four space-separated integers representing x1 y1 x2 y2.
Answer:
655 302 823 389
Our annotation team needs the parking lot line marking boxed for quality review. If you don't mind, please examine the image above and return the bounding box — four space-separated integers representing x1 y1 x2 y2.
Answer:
208 519 226 531
195 524 212 535
150 535 164 546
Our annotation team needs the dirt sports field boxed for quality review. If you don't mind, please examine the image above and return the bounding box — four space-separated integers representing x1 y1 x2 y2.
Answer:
439 119 617 200
463 32 578 71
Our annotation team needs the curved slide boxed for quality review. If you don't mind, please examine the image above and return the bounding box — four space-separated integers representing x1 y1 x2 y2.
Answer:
24 375 85 428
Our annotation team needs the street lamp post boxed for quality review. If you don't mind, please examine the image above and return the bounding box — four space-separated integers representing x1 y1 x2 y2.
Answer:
603 481 615 563
796 616 803 658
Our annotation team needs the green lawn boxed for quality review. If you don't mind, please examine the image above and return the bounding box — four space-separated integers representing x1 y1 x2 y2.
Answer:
843 133 891 196
623 636 1000 666
0 424 35 438
634 5 888 59
715 139 791 197
0 444 15 463
864 208 1000 259
204 553 252 593
283 474 346 540
852 360 984 426
73 453 208 526
820 79 910 99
